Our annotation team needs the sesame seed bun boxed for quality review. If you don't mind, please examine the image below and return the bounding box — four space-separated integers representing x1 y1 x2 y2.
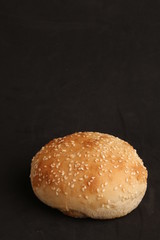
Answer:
30 132 148 219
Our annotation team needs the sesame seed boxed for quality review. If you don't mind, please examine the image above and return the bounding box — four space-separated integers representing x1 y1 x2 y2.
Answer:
71 184 74 188
64 143 69 147
84 175 88 179
102 169 107 172
97 194 104 199
114 165 119 168
85 196 88 199
114 186 118 191
51 163 55 168
56 163 60 168
78 167 84 171
82 186 86 191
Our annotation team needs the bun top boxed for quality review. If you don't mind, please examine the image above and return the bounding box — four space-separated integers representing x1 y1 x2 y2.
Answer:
31 132 147 215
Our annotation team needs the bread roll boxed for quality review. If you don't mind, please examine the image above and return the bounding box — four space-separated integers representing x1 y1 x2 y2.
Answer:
30 132 147 219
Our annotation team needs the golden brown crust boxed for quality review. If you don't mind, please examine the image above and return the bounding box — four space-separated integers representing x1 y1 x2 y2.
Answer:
30 132 148 219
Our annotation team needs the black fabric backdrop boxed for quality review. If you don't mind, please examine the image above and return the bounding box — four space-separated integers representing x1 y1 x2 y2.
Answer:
1 1 160 239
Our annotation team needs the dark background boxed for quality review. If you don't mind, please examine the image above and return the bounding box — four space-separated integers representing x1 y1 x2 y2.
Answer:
1 1 160 239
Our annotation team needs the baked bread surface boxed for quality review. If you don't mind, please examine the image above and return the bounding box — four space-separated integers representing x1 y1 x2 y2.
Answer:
30 132 147 219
